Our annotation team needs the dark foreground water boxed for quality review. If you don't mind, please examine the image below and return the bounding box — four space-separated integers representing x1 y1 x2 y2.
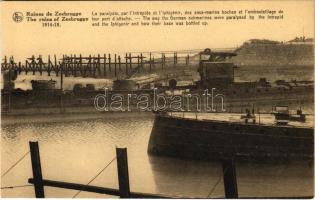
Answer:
1 113 313 198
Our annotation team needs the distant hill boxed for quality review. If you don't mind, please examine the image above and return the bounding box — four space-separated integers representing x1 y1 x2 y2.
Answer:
231 38 314 66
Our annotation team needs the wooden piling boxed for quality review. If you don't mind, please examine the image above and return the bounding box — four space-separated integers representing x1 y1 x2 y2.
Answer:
186 54 190 66
116 148 130 198
54 55 57 68
108 54 111 72
53 55 57 75
104 54 107 77
140 53 143 70
79 54 83 77
129 53 132 70
4 56 7 69
114 54 117 77
47 55 51 76
93 56 97 77
25 60 28 75
222 158 238 199
88 55 92 76
60 60 64 113
32 56 35 75
60 59 64 91
24 143 312 199
71 54 74 77
8 56 11 70
73 54 77 77
162 53 165 69
96 54 100 76
174 52 177 66
7 69 12 112
118 55 121 72
64 55 69 77
125 53 128 75
18 62 21 74
149 53 152 72
137 55 140 73
29 141 45 198
39 56 43 76
70 55 74 76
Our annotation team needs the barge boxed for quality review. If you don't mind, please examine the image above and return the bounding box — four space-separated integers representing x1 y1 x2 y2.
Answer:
147 112 314 161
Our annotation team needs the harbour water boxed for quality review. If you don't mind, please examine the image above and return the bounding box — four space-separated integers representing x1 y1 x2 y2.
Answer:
1 112 313 198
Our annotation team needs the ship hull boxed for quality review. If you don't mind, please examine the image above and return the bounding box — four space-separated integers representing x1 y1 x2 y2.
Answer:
148 114 314 161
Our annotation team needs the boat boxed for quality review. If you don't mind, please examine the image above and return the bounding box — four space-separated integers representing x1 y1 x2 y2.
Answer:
273 106 306 125
31 79 57 90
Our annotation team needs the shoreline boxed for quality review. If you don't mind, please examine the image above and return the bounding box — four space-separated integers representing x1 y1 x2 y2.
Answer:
1 110 154 126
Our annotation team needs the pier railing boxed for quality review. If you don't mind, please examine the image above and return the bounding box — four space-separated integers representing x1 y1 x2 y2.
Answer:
27 141 239 198
26 141 313 199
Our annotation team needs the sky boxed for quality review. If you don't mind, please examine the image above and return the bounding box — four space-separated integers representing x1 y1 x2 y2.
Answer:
0 0 314 61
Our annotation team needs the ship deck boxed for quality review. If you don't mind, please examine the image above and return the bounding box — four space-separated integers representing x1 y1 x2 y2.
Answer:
168 112 314 129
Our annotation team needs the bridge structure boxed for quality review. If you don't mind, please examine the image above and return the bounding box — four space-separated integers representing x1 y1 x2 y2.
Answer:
1 48 236 78
1 52 197 78
1 48 237 91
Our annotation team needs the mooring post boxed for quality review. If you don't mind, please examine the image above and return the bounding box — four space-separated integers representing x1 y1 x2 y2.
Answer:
29 141 45 198
222 158 238 199
116 148 130 198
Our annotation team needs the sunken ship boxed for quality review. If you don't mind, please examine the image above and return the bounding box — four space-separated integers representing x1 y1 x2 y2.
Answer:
147 47 314 161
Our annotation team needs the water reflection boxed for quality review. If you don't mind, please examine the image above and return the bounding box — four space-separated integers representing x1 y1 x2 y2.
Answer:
148 156 224 198
1 113 314 198
148 155 314 198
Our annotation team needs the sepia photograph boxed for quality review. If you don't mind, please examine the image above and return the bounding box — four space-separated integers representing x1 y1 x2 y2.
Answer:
0 0 314 198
